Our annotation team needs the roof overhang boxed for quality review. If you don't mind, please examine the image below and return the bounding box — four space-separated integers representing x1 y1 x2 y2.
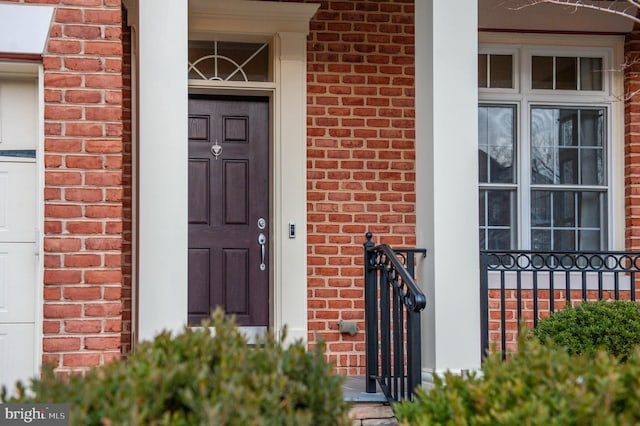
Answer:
0 4 54 56
479 0 634 34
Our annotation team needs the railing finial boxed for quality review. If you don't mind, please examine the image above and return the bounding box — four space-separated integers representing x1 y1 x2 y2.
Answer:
364 232 375 251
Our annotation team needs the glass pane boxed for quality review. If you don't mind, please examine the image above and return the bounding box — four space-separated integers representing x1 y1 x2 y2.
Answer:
558 148 578 184
531 148 555 184
531 108 557 184
488 107 515 183
478 54 487 88
531 229 551 251
580 109 604 147
580 57 603 91
531 190 551 226
488 146 514 183
531 108 556 148
553 230 575 250
488 190 512 226
478 107 488 182
188 44 215 80
217 42 269 82
479 190 486 225
580 149 603 185
478 106 515 184
532 56 553 89
552 191 575 227
487 229 511 250
556 57 577 90
559 109 578 146
578 230 600 250
478 147 489 182
490 55 513 88
577 191 602 228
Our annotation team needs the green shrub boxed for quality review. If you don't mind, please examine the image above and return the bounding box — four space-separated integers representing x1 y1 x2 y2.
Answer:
2 311 350 426
532 300 640 360
394 338 640 425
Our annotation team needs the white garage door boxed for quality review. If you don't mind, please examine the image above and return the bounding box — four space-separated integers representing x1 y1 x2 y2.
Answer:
0 77 38 393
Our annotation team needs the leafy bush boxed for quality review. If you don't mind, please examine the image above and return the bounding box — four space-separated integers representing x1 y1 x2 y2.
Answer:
3 311 350 426
532 300 640 360
394 338 640 425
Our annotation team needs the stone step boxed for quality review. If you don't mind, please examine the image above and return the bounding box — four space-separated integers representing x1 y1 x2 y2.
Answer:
348 402 397 426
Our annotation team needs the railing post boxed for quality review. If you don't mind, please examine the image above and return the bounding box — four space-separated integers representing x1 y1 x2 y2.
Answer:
479 251 489 359
406 308 422 399
364 232 378 393
406 251 416 278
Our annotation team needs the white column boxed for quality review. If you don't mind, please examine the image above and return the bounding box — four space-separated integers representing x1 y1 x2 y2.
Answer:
274 32 308 343
136 0 188 340
415 1 481 373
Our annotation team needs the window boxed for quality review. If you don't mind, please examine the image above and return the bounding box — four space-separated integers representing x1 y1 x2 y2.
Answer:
529 106 607 250
478 43 617 251
479 105 517 249
188 41 270 82
479 54 514 89
531 56 602 91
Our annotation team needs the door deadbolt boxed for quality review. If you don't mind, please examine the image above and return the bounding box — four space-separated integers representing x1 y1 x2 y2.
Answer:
258 218 266 230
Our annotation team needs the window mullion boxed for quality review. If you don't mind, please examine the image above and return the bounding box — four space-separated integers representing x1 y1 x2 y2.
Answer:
520 101 531 250
574 191 579 250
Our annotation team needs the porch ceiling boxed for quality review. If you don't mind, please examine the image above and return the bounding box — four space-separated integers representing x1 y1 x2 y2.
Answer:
479 0 634 33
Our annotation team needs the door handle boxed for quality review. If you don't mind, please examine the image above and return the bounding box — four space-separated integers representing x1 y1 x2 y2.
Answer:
258 233 266 271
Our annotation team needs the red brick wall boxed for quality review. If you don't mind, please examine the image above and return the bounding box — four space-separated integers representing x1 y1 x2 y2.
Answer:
0 0 125 373
487 289 640 353
626 27 640 251
304 0 416 375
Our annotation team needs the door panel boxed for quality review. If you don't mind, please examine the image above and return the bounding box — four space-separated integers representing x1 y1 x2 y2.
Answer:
0 324 35 394
188 96 269 327
0 79 37 151
0 77 37 393
187 248 210 317
188 160 210 224
0 243 36 323
0 162 36 242
223 160 248 224
222 248 248 315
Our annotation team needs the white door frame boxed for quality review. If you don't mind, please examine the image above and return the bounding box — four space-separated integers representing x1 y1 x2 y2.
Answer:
130 0 317 344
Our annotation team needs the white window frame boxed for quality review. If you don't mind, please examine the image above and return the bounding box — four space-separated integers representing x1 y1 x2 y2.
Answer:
479 44 520 95
479 32 625 251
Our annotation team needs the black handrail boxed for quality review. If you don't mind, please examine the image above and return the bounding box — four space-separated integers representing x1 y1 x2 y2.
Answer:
480 250 640 358
364 232 426 401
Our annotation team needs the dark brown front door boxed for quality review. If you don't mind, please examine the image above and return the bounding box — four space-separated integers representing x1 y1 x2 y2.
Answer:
188 95 269 327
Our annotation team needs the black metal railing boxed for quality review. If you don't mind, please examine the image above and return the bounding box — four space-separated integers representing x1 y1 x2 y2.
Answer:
364 232 427 401
480 250 640 358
